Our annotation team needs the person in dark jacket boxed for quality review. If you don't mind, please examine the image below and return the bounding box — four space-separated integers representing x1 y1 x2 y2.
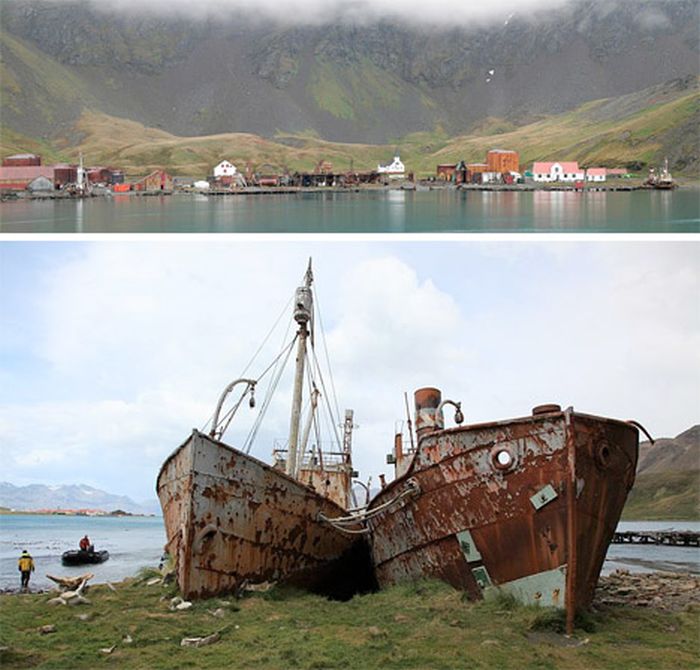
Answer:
18 550 35 590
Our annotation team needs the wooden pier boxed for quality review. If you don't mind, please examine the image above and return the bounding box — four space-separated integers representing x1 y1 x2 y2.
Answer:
611 530 699 547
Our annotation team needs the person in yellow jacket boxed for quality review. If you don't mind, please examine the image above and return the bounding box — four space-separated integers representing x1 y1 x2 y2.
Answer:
18 550 35 591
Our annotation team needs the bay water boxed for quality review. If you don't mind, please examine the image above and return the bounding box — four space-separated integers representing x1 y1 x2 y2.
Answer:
1 514 697 591
1 189 698 233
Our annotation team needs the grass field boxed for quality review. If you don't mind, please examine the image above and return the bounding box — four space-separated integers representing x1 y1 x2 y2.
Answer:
1 575 697 669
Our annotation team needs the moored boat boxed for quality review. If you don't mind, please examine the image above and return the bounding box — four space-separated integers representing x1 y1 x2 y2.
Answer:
644 158 677 189
365 387 643 633
61 549 109 565
156 262 361 600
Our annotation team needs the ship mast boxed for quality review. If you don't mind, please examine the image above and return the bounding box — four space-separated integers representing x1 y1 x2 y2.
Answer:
286 259 314 478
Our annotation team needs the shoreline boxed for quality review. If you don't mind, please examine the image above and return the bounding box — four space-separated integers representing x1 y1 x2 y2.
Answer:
2 180 699 202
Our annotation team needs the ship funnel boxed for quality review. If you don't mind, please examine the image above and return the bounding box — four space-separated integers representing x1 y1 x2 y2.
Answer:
414 387 444 439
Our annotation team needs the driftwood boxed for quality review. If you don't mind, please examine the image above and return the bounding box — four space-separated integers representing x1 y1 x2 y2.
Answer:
180 632 220 648
46 573 94 591
47 578 90 606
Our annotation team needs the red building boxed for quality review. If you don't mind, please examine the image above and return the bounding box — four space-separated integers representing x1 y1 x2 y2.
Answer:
53 164 78 188
0 166 54 190
133 170 173 191
486 150 519 174
436 164 456 181
2 153 42 167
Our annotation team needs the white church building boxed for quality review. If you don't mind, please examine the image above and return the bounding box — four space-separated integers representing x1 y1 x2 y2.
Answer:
377 154 405 179
213 160 238 178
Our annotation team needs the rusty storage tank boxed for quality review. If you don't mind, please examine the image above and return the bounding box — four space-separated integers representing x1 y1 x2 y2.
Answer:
366 387 641 633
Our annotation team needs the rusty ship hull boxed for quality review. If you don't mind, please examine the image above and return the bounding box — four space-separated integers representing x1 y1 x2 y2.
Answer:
157 430 357 599
367 400 638 626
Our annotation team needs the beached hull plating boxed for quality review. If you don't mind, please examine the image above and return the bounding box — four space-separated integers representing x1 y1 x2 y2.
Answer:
367 410 638 621
157 430 357 599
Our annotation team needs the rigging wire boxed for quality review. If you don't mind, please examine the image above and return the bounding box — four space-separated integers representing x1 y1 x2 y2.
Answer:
242 335 297 454
241 292 294 378
312 285 342 425
201 291 294 435
310 345 343 450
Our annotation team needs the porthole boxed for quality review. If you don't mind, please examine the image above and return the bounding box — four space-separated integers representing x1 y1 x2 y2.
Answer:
491 446 516 471
595 443 612 470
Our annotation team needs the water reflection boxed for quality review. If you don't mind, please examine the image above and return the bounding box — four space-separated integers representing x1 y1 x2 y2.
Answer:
0 190 698 233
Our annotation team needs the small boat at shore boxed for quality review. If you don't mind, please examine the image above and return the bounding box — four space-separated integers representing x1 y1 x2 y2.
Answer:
157 261 362 600
362 387 645 633
61 549 109 566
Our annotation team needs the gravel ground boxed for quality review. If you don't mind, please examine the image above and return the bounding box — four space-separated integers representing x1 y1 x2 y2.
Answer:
594 570 700 612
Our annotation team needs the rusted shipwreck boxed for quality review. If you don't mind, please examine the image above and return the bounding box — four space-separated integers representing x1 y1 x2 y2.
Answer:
157 262 360 599
363 387 643 632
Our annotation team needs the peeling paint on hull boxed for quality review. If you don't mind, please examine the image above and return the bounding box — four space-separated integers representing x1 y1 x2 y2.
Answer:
157 430 357 599
367 410 639 626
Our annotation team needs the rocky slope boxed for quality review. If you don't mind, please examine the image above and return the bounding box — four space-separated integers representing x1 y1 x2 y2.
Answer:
638 425 699 474
1 0 698 145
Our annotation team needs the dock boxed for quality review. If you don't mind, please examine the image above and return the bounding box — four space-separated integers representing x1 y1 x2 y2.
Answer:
611 530 699 547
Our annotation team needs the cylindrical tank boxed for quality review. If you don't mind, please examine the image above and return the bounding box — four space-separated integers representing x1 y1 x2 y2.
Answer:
294 286 313 324
414 387 444 440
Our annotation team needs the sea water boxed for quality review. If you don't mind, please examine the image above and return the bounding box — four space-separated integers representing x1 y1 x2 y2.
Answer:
1 189 698 233
0 514 165 591
0 515 697 591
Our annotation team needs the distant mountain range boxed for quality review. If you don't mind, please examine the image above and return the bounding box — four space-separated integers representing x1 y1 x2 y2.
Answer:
623 425 699 520
0 482 160 515
1 0 698 175
637 425 700 474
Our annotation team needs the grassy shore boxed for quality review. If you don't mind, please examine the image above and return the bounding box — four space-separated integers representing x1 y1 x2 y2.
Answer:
1 574 697 669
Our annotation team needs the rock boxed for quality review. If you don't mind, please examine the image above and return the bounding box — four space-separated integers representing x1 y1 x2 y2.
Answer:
208 608 226 618
38 625 56 634
122 634 133 644
176 601 193 611
99 645 117 655
180 632 220 648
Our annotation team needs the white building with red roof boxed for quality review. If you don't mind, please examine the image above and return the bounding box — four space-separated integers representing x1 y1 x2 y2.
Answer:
585 167 607 182
532 161 584 183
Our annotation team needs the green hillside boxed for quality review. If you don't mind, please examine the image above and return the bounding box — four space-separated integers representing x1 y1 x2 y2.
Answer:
2 80 695 180
622 470 700 521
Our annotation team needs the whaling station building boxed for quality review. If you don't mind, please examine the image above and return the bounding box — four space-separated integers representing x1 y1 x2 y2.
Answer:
437 149 521 185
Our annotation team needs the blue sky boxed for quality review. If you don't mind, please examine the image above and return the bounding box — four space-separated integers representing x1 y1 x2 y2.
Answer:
1 240 698 502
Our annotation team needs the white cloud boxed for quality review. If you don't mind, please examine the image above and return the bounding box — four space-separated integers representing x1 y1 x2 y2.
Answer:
61 0 572 26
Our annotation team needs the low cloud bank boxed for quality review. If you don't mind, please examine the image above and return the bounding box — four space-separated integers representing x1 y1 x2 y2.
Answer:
48 0 572 26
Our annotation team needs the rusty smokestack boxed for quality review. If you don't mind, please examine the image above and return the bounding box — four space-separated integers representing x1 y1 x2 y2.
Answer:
394 432 403 460
414 387 444 440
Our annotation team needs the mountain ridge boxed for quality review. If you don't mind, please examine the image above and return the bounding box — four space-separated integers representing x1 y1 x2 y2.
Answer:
1 0 698 145
0 482 160 515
